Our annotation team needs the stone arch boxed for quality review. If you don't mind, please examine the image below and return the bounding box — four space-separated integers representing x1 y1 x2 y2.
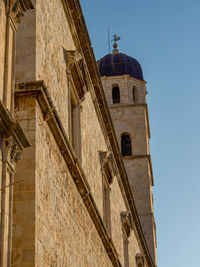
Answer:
112 117 135 137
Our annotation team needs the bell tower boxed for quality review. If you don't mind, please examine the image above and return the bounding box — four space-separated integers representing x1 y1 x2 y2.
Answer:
98 40 157 264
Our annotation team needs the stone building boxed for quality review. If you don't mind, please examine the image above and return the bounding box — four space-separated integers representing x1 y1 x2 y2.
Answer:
0 1 157 267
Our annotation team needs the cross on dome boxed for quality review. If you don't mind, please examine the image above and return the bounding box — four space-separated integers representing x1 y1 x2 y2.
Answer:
112 34 120 54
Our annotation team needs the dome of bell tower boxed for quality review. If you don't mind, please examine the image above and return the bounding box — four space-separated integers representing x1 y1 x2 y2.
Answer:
97 53 144 81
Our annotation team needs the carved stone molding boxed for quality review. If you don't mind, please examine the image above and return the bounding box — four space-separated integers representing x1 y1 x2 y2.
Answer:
99 150 116 185
65 50 82 68
3 137 22 170
9 0 34 25
0 101 30 153
136 253 144 267
64 49 88 101
121 211 132 239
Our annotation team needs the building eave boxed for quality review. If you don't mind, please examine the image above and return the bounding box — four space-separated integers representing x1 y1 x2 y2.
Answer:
101 74 147 84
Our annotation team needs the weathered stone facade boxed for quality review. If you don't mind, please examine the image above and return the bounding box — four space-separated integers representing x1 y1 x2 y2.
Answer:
0 1 157 267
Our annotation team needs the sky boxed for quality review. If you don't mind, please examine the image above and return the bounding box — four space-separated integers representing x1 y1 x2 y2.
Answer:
79 0 200 266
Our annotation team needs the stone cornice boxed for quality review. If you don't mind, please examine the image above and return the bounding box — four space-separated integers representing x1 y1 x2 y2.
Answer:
0 100 30 149
123 154 154 186
101 75 147 85
61 1 155 266
109 103 151 139
15 81 122 267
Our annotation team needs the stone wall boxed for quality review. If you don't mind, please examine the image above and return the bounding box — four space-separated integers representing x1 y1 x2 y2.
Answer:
34 101 114 267
12 96 36 267
16 0 75 134
13 89 143 266
124 157 155 260
35 0 75 133
0 0 4 232
80 90 143 264
0 0 6 101
112 107 149 156
123 158 152 211
80 91 106 218
15 6 36 85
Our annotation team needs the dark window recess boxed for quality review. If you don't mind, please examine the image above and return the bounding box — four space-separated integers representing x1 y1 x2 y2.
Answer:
121 134 132 156
112 86 120 104
133 87 136 103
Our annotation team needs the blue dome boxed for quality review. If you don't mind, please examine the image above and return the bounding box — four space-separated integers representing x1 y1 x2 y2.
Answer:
97 53 143 81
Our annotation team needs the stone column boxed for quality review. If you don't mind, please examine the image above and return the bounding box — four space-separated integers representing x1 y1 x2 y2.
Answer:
1 137 20 266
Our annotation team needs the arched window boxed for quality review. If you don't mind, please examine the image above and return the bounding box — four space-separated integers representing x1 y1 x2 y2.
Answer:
132 86 136 103
112 86 120 104
121 133 132 156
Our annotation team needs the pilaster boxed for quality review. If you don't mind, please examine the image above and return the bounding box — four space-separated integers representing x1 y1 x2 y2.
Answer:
2 0 34 114
0 3 33 264
0 100 30 267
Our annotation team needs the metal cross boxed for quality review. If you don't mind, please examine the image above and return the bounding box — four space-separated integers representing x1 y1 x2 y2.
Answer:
112 34 121 44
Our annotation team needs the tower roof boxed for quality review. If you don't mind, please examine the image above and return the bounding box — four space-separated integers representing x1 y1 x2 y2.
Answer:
97 53 144 81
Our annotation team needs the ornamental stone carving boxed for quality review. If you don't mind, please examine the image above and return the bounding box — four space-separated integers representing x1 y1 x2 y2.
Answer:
99 150 115 185
10 140 21 163
135 253 144 267
64 49 88 100
121 211 132 238
3 137 22 170
9 0 34 25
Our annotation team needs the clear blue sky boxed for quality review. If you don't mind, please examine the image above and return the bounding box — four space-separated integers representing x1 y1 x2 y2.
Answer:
80 0 200 266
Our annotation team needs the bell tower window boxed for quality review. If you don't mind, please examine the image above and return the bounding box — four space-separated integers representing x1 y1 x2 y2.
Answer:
132 86 136 103
112 86 120 104
121 133 132 156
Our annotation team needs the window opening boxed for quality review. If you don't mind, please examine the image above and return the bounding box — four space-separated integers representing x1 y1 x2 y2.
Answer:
132 86 136 103
112 86 120 104
121 134 132 156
